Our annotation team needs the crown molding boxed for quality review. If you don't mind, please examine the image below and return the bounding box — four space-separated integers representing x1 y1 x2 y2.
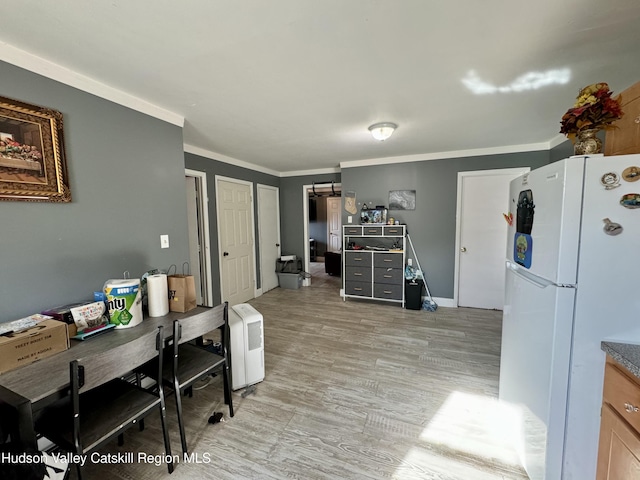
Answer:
549 133 570 149
0 41 184 127
280 166 341 177
340 142 550 169
184 144 281 177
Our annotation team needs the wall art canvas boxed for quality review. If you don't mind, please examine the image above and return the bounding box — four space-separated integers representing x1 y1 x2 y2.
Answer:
389 190 415 210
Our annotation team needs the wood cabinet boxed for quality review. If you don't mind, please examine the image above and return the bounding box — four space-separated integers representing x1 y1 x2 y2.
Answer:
342 225 405 306
597 355 640 479
605 81 640 156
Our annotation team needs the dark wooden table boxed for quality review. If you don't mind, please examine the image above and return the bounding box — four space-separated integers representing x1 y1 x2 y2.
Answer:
0 306 221 449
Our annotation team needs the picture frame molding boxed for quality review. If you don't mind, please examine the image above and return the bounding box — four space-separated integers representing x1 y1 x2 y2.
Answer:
0 95 71 203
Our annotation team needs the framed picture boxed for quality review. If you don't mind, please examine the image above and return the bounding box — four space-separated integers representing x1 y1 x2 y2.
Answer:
0 96 71 202
389 190 416 210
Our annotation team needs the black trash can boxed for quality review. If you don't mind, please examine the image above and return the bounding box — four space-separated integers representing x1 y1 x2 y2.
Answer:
405 280 424 310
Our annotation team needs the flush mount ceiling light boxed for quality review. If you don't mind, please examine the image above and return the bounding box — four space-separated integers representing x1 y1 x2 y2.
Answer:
368 122 397 141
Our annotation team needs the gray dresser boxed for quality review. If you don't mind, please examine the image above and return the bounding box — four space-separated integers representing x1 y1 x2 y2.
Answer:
342 225 406 306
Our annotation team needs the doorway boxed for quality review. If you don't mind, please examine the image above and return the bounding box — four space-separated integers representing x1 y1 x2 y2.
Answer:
185 169 213 306
454 167 529 309
215 176 257 306
303 182 341 286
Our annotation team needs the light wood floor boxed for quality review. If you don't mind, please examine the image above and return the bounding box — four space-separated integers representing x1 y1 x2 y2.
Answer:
77 263 528 479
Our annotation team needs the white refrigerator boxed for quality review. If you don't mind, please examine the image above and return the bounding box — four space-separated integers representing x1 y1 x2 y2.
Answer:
499 154 640 480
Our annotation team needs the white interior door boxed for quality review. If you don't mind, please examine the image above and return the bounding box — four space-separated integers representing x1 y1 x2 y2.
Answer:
455 168 529 309
327 197 341 253
257 184 280 293
216 177 256 306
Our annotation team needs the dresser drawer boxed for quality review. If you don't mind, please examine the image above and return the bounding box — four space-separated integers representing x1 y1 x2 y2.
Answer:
374 252 403 269
383 226 405 236
345 281 372 297
374 267 403 285
345 251 372 267
603 363 640 433
373 283 403 301
362 226 383 236
345 266 372 283
343 226 362 235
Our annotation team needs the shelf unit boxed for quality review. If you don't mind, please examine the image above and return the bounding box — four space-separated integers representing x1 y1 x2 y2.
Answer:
342 224 406 307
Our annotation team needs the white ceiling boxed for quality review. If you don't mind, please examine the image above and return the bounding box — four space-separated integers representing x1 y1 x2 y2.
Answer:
2 1 640 175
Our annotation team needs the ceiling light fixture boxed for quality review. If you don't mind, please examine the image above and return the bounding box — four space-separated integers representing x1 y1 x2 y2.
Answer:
368 122 397 141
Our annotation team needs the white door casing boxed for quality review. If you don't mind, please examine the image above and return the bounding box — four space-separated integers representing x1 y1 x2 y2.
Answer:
327 197 342 253
454 167 529 309
185 169 213 306
215 176 256 306
257 184 280 293
185 176 203 305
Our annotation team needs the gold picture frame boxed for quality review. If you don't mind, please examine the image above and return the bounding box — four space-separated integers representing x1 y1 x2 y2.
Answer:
0 95 71 202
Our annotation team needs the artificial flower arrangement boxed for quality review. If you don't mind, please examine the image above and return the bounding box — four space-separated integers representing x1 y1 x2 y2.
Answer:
559 82 623 138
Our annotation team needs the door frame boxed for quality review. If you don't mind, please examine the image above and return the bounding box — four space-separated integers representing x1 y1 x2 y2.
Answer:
257 183 281 295
453 167 530 307
185 168 213 306
302 182 341 286
215 175 258 303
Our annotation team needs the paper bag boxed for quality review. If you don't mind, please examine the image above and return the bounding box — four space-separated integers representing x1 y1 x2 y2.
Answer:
167 263 197 312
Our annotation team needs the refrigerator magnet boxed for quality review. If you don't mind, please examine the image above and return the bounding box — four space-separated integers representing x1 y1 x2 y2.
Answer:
600 172 620 189
602 218 623 236
622 166 640 182
513 233 533 269
620 193 640 209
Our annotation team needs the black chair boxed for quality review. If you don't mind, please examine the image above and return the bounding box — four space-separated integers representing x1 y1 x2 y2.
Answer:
36 326 173 478
165 302 234 455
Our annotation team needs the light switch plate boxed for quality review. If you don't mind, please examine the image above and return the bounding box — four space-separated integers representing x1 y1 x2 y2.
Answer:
348 216 353 224
160 234 169 249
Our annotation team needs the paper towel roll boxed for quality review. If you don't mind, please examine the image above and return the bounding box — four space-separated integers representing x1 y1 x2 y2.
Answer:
147 273 169 317
104 279 143 329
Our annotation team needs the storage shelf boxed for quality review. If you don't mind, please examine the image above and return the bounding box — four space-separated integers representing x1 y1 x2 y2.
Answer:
342 225 406 307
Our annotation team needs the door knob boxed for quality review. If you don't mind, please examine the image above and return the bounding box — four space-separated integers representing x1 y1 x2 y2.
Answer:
276 243 280 247
223 252 229 256
460 247 467 252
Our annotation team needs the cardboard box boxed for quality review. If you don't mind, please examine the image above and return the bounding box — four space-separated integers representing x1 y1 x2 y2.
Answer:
0 319 70 374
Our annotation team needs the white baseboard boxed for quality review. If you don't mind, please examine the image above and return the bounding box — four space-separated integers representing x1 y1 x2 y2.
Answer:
429 297 456 308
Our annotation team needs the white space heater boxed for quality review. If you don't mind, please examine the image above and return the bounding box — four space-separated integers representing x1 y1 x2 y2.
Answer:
228 303 265 391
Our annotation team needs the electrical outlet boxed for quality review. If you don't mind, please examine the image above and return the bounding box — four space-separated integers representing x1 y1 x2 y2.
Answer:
160 234 169 249
348 216 353 224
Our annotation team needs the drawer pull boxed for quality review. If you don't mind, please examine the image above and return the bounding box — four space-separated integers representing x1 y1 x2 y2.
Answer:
383 275 392 278
354 273 363 276
383 290 392 294
354 287 362 291
367 229 378 234
354 258 362 261
383 259 392 262
625 402 639 413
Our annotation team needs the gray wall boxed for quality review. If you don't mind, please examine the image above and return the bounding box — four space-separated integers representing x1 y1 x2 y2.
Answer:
340 152 551 299
550 139 574 163
184 152 279 304
1 61 190 321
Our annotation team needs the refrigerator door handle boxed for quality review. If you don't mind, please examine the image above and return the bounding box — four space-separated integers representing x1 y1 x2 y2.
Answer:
506 260 557 289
